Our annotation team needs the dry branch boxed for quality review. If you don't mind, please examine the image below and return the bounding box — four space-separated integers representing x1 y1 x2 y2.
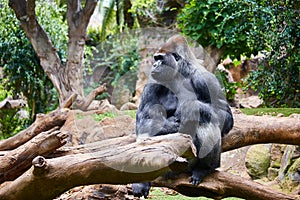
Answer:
0 134 193 200
222 112 300 151
153 171 295 200
0 109 69 150
0 134 296 200
0 97 26 110
0 127 68 183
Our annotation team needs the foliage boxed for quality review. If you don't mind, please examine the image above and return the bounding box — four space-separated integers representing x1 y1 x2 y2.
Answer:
215 70 241 102
0 85 28 139
0 0 67 120
105 32 140 87
178 0 299 107
92 111 117 121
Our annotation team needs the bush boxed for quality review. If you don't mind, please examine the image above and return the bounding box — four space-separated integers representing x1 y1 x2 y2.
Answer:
178 0 299 107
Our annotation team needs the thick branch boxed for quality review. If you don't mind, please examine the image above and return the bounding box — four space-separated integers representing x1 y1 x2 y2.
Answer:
153 171 295 200
65 0 98 105
0 127 68 183
0 134 295 200
0 97 26 110
0 109 69 150
222 112 300 151
0 134 193 200
74 84 107 110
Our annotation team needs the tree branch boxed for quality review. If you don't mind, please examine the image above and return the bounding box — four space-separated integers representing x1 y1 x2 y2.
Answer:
0 109 69 150
0 134 296 200
8 0 65 103
222 112 300 152
0 127 68 183
0 97 26 110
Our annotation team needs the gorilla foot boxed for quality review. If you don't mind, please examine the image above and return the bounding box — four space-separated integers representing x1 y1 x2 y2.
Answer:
190 168 211 185
132 182 151 198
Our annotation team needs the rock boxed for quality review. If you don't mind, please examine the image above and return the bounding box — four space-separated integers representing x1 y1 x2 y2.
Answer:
61 110 135 146
120 102 138 111
280 157 300 193
278 145 295 181
245 144 271 179
239 95 263 108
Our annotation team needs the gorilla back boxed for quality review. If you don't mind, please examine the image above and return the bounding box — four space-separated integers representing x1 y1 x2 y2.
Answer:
133 35 234 198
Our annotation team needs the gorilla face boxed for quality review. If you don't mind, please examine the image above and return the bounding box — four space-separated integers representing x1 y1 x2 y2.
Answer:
151 52 181 82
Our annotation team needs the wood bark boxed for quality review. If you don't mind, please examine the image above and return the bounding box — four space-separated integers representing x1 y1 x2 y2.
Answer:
0 127 67 183
222 111 300 151
0 134 296 200
0 109 69 151
0 97 26 110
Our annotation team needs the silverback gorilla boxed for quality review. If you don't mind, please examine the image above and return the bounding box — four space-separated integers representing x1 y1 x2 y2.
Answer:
132 35 234 198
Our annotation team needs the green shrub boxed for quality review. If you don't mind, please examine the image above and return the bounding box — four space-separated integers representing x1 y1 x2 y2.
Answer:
178 0 299 107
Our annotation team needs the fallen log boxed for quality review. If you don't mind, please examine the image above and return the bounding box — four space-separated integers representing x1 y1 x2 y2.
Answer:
222 112 300 151
0 109 69 150
0 127 68 183
0 134 296 200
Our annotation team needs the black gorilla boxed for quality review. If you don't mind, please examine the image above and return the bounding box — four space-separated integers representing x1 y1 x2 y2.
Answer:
133 35 233 198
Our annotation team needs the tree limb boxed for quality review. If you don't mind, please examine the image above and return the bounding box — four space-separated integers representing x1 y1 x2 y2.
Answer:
0 134 296 200
0 127 68 183
0 109 69 150
8 0 66 103
222 112 300 152
0 97 26 110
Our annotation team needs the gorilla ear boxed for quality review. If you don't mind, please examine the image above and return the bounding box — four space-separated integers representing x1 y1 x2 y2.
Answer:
172 53 181 61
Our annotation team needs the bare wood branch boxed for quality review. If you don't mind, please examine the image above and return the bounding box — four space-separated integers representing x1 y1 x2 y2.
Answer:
75 83 107 110
0 97 26 110
0 134 192 200
0 127 68 183
65 0 98 104
222 112 300 152
152 171 295 200
0 109 69 150
0 134 296 200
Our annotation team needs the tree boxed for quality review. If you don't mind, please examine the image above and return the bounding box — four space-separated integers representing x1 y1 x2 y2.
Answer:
177 0 299 107
0 0 64 118
8 0 103 110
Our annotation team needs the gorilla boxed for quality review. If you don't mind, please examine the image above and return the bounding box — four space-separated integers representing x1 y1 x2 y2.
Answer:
132 35 234 198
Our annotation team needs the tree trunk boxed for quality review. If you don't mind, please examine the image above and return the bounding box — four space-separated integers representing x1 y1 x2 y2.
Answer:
8 0 101 109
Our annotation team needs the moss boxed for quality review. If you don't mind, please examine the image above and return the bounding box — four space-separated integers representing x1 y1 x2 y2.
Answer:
241 108 300 117
92 111 117 121
245 144 271 179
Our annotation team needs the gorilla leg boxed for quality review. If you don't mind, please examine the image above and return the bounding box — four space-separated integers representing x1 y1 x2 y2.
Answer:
178 101 222 185
190 140 221 185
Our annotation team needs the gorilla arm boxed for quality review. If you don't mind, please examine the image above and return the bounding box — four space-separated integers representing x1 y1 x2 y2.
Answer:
191 72 234 136
136 83 180 137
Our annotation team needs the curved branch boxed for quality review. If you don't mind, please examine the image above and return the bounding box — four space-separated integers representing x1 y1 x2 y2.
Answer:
0 134 296 200
9 0 65 102
222 112 300 152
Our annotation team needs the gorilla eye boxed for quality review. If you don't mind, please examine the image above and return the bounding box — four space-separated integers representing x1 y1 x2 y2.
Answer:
172 53 181 61
154 54 164 61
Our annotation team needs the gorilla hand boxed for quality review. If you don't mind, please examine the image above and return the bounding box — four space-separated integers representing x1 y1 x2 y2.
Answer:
132 182 151 198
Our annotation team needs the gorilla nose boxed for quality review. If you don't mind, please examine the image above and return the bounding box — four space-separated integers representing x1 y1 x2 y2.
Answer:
154 53 164 61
